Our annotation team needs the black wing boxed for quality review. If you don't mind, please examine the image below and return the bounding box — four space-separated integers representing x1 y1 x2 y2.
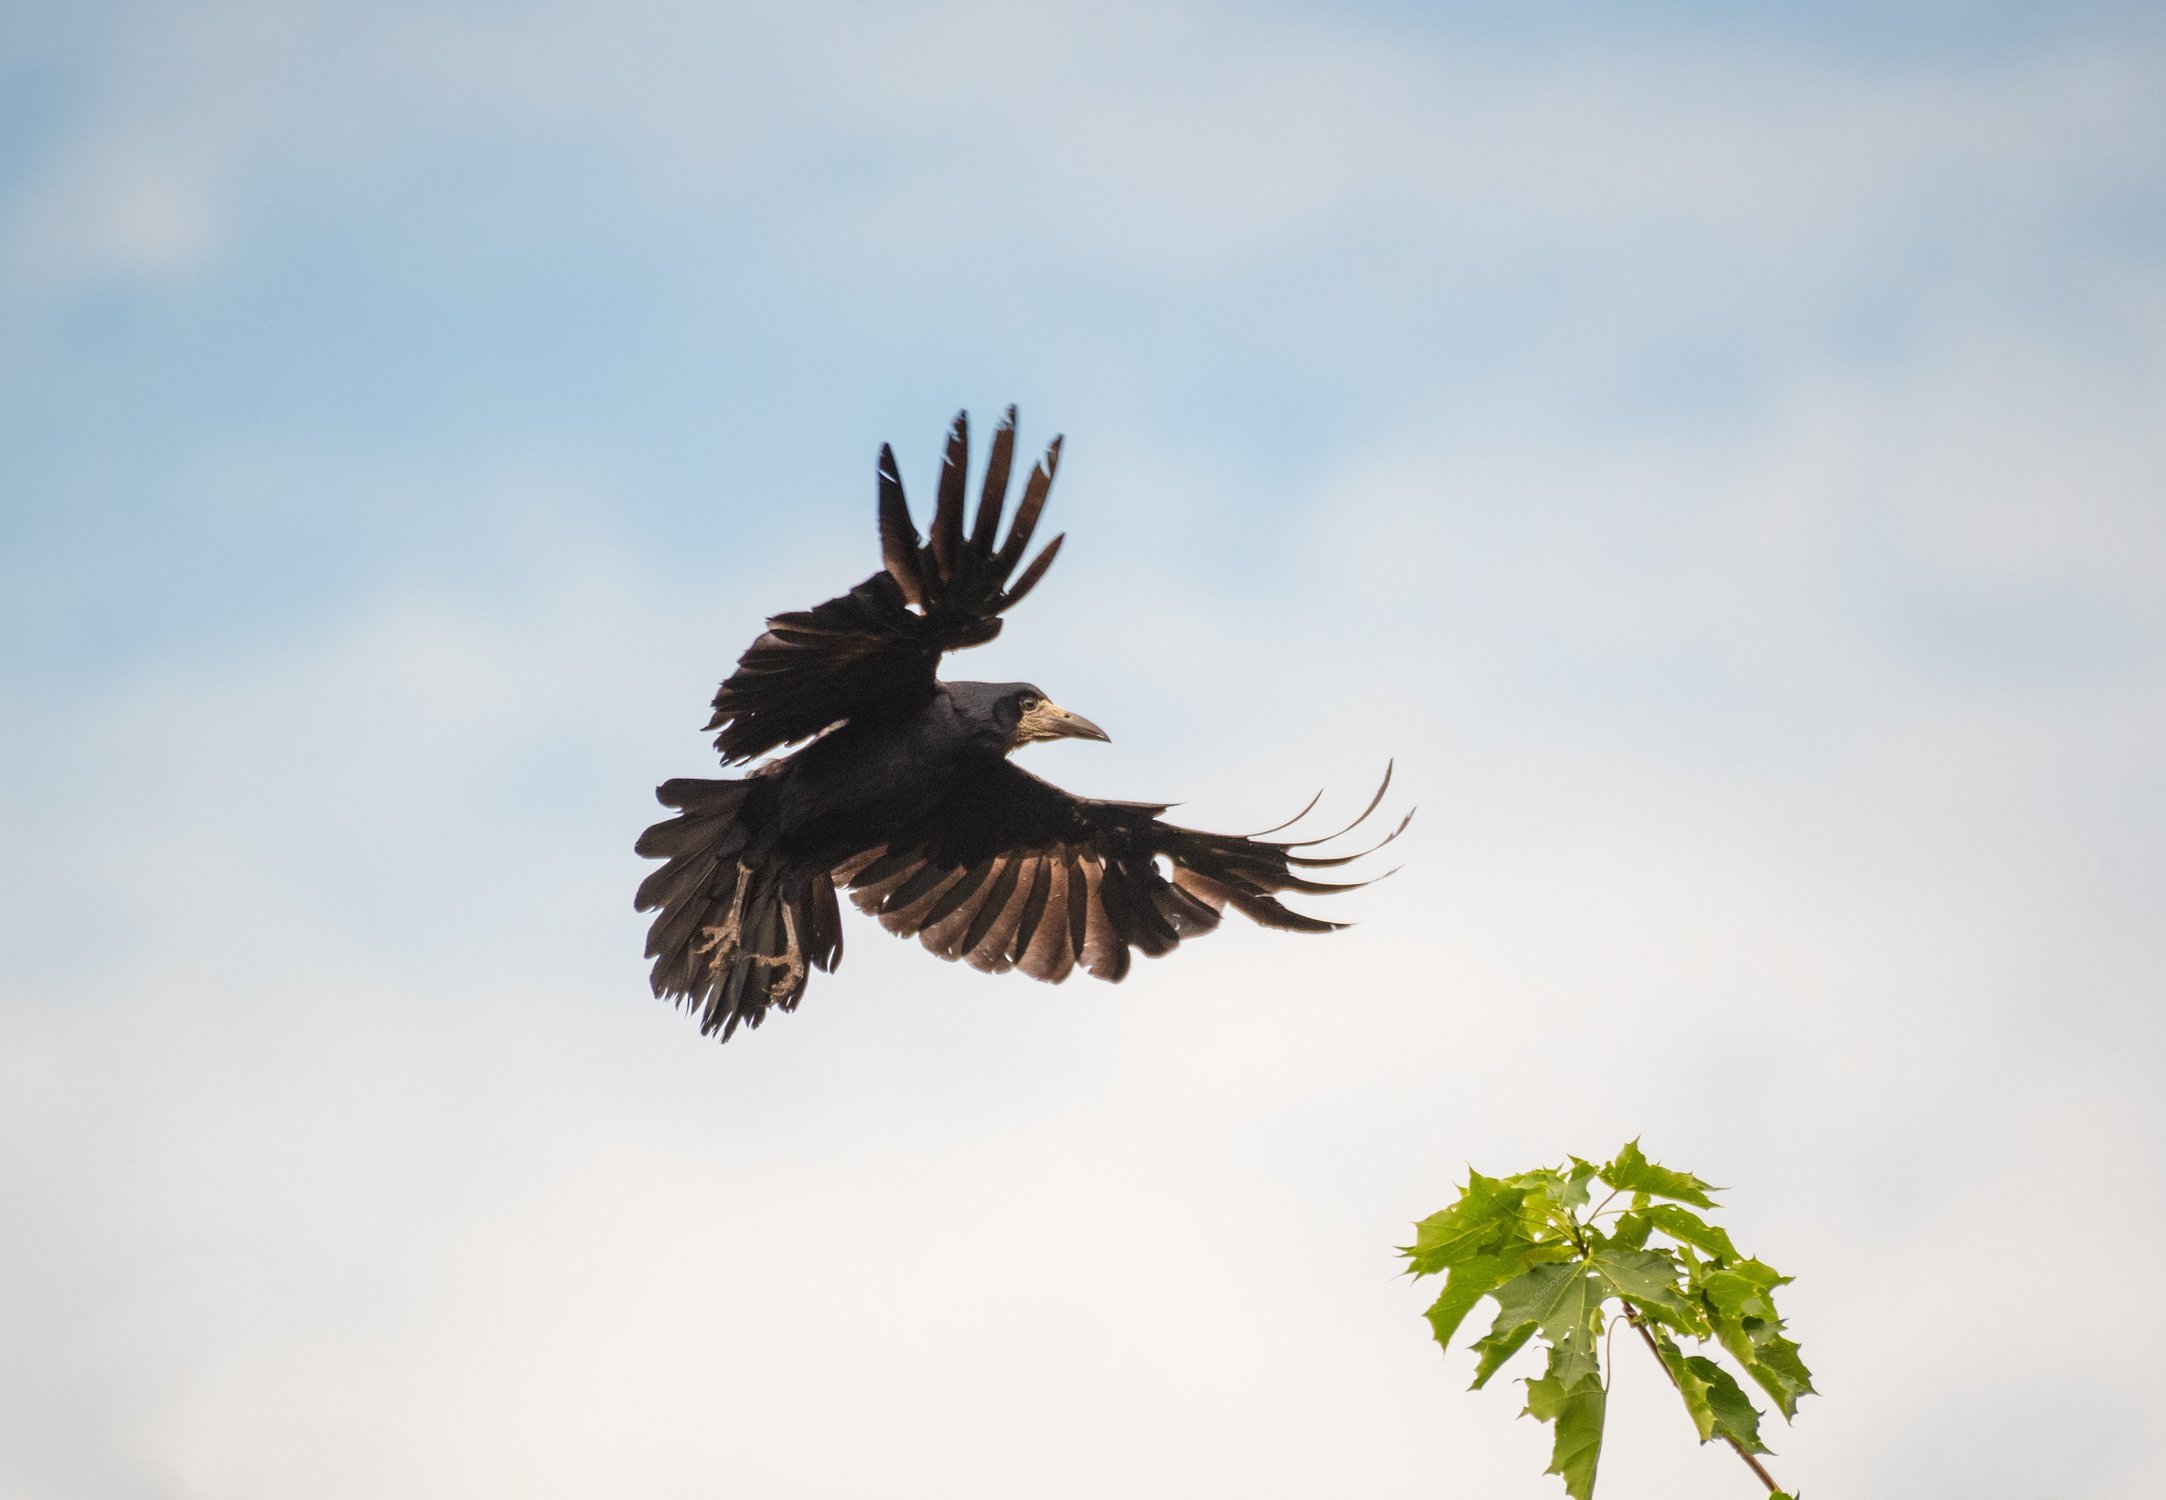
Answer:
705 408 1065 763
836 762 1406 984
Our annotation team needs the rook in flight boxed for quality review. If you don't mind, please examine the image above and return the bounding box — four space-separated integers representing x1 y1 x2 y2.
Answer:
635 409 1401 1040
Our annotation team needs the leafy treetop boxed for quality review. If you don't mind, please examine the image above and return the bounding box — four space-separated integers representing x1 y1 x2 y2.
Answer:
1403 1140 1814 1500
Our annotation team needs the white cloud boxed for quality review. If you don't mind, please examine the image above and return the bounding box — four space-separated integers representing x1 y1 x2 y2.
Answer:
9 0 2162 321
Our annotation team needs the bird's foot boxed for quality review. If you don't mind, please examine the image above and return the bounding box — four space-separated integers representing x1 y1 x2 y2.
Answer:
755 903 806 1000
692 871 803 1000
693 866 752 968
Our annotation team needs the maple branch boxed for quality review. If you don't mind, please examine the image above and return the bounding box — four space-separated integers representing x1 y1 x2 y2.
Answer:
1404 1148 1811 1500
1621 1302 1785 1496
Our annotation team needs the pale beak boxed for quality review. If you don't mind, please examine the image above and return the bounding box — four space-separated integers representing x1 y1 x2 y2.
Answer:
1033 700 1111 743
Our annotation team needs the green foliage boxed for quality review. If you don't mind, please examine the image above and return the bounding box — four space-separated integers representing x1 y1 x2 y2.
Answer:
1402 1141 1815 1499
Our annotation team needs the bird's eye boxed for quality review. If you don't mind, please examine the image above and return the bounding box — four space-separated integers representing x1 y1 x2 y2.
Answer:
1018 694 1040 712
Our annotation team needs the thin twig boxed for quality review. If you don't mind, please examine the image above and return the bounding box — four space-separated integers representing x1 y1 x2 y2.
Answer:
1618 1301 1786 1495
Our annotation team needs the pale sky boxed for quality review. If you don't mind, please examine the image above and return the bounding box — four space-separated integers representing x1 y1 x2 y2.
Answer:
4 3 2163 1497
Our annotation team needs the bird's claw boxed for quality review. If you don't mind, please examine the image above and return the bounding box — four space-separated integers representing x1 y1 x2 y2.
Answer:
693 869 805 1000
694 865 752 965
759 904 806 1000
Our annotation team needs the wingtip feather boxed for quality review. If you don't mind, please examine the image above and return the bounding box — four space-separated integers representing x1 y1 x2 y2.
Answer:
999 533 1065 611
877 443 928 606
930 411 970 582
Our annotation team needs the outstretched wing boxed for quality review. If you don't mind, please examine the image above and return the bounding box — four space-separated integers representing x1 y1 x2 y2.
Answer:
838 762 1406 983
705 407 1065 762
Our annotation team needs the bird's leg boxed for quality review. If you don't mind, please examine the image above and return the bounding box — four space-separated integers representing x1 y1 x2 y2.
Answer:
757 902 807 999
693 864 752 970
692 868 805 997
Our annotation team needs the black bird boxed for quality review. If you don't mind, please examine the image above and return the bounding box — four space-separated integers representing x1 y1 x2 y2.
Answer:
635 409 1402 1040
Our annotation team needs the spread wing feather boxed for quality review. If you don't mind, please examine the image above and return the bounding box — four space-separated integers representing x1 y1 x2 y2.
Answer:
841 761 1402 984
705 407 1066 763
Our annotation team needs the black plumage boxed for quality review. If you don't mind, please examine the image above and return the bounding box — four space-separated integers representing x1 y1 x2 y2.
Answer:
635 408 1403 1041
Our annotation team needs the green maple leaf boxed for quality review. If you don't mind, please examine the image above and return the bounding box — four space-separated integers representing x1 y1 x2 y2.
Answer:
1690 1354 1772 1454
1698 1258 1786 1318
1404 1171 1531 1275
1609 1210 1654 1250
1424 1248 1537 1352
1645 1325 1718 1442
1635 1203 1741 1263
1538 1157 1601 1214
1493 1163 1594 1241
1695 1257 1815 1419
1524 1366 1607 1500
1730 1324 1815 1419
1600 1139 1719 1209
1469 1318 1538 1389
1588 1240 1694 1328
1487 1263 1605 1387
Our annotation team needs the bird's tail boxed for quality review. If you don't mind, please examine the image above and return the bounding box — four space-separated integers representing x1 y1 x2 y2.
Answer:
634 777 844 1041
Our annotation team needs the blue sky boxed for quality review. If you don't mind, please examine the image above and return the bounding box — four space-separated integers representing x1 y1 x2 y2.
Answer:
4 3 2164 1497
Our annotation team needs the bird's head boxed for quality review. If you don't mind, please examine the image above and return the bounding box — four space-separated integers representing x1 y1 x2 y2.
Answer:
954 681 1111 754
